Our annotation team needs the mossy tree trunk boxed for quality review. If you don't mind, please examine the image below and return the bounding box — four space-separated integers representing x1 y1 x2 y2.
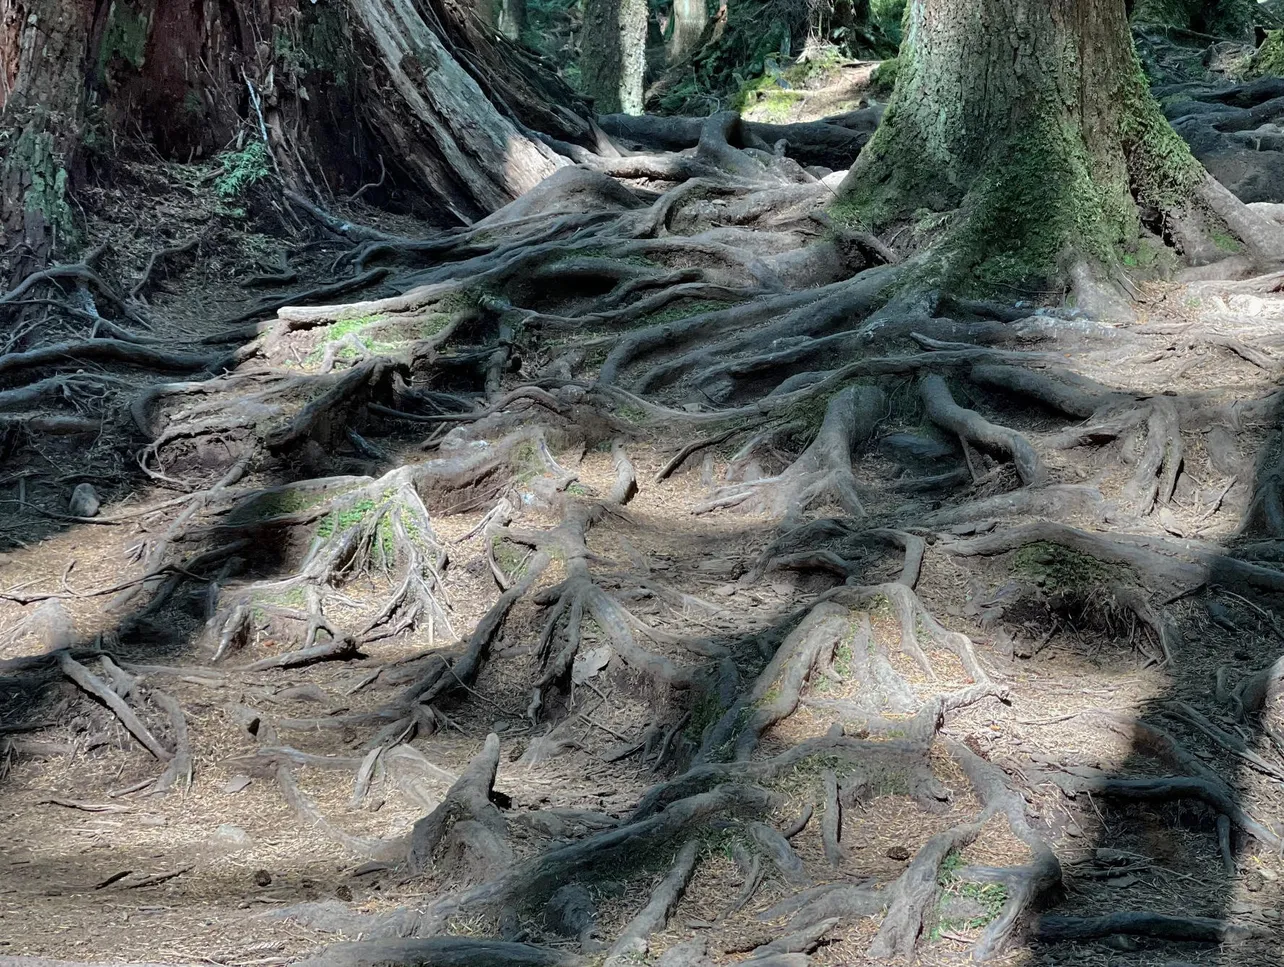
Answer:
837 0 1206 292
0 0 96 280
581 0 648 113
1130 0 1255 40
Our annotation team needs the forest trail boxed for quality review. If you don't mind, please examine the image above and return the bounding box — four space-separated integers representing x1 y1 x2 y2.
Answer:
5 97 1284 967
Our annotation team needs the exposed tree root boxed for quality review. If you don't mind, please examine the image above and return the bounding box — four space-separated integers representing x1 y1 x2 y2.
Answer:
10 87 1284 967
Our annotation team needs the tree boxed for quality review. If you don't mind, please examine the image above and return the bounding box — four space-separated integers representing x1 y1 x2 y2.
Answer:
6 0 1284 964
667 0 709 63
0 0 590 278
837 0 1281 294
581 0 649 113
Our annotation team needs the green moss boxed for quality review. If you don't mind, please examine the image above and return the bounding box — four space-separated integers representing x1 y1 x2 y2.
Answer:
733 49 843 117
492 536 529 579
96 1 150 82
685 691 726 744
1213 230 1244 253
643 299 735 326
511 441 542 484
229 487 325 523
1117 58 1204 212
1252 30 1284 77
3 123 76 253
838 47 1200 293
1012 541 1128 593
869 56 899 95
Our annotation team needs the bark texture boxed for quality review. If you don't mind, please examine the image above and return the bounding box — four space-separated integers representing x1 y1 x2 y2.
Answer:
837 0 1204 289
0 0 587 275
0 0 95 276
581 0 648 114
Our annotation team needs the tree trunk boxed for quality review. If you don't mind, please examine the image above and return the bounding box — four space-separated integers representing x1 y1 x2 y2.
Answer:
581 0 648 114
497 0 526 41
0 0 587 276
0 0 96 279
666 0 707 64
346 0 565 222
837 0 1207 291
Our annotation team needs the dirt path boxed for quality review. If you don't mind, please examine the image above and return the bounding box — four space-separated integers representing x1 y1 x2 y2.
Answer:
4 122 1284 967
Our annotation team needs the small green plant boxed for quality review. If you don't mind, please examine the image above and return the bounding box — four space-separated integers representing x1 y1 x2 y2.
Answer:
214 140 271 199
317 498 375 539
929 850 1008 938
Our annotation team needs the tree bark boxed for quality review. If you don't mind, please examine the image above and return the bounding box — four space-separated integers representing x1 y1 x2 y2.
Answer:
0 0 96 279
0 0 587 275
666 0 707 64
581 0 648 114
837 0 1207 290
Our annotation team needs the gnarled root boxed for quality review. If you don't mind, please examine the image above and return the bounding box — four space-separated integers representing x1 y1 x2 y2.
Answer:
695 385 885 520
407 733 512 881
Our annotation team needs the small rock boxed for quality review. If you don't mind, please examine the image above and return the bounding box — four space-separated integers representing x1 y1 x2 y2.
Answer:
253 869 273 887
335 885 353 901
222 775 252 794
1106 874 1139 888
713 584 738 597
0 553 12 567
1064 822 1084 838
213 824 252 850
886 845 911 861
1245 871 1266 893
69 483 100 518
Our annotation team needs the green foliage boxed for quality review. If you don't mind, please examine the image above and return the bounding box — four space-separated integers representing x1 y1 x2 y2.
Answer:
214 141 271 199
644 299 735 325
1251 30 1284 77
869 0 906 43
931 850 1009 939
317 498 375 539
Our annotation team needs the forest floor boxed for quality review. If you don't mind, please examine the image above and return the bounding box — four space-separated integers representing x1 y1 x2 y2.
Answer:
5 73 1284 967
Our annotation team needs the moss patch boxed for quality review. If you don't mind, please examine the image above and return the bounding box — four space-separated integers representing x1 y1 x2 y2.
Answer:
97 1 151 82
1011 542 1129 593
1251 30 1284 78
